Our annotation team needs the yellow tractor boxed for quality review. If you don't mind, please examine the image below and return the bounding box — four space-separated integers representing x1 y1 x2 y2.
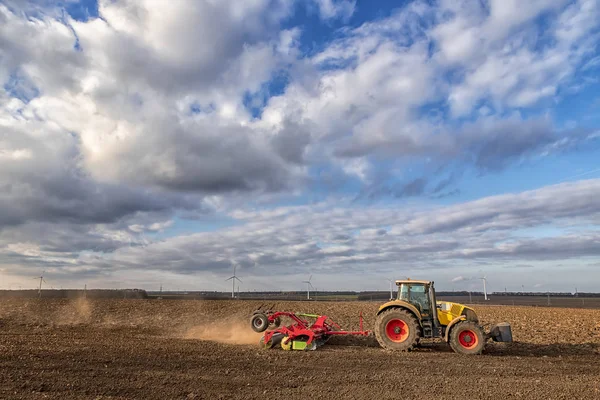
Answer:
374 279 512 355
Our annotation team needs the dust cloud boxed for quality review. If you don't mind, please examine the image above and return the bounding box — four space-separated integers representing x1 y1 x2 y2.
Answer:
55 297 93 325
183 319 264 345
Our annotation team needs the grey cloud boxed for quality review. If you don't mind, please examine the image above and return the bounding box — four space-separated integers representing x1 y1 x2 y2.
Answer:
401 179 600 236
1 224 117 255
452 234 600 261
502 264 535 269
356 173 459 202
0 124 199 227
271 120 311 165
335 116 590 174
393 178 427 198
45 179 597 277
3 179 600 285
92 119 305 194
431 173 457 194
355 178 428 201
355 116 593 200
430 188 461 199
460 118 558 171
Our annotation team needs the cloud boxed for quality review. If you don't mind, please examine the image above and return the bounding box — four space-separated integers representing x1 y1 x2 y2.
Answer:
310 0 356 21
1 178 592 279
261 0 599 188
2 1 598 206
435 0 598 115
0 1 306 187
109 179 600 275
0 99 204 227
502 264 535 269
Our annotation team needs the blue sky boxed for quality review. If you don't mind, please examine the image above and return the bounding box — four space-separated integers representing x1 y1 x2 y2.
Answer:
0 0 599 293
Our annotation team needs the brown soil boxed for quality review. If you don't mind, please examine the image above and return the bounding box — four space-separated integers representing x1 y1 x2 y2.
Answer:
1 299 599 399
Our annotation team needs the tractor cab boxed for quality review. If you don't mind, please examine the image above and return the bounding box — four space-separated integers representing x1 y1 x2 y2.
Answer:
394 279 442 337
396 280 434 315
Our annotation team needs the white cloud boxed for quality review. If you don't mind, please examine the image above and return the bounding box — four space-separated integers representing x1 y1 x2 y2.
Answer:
437 0 598 115
310 0 355 21
451 276 468 283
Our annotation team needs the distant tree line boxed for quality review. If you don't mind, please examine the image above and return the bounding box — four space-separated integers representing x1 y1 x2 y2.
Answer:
1 289 598 301
0 289 148 299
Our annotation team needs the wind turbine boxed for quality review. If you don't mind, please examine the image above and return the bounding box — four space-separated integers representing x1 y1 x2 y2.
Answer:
34 271 47 299
387 279 394 300
302 275 314 300
480 276 488 301
225 265 242 299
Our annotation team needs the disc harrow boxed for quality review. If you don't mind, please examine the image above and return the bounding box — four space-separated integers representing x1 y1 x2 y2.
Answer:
250 307 370 351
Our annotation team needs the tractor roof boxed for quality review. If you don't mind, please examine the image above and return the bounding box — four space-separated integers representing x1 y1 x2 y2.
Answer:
395 279 431 285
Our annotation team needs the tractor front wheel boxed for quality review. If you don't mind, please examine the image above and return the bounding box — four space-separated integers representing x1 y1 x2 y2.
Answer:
374 308 420 351
449 321 485 355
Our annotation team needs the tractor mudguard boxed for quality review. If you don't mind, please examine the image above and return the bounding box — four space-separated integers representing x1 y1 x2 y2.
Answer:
376 300 422 321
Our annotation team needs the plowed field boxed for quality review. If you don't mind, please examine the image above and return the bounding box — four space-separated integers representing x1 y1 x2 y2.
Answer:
1 299 599 399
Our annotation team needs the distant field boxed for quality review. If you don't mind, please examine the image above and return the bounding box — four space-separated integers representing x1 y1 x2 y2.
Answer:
2 289 599 309
437 295 600 309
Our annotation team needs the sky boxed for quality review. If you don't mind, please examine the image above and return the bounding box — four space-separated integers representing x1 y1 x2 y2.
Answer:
0 0 599 293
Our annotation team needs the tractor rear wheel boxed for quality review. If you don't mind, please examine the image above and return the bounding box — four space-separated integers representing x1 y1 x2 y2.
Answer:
374 308 420 351
449 321 485 355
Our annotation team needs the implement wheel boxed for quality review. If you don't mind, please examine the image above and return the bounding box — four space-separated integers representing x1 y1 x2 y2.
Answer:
250 313 269 333
269 317 281 329
374 308 420 351
259 336 273 349
449 321 485 355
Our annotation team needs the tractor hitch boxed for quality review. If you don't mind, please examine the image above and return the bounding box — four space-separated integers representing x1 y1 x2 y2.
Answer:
486 322 513 342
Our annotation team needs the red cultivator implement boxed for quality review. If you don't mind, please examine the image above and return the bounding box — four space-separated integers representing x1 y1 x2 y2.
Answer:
250 307 370 351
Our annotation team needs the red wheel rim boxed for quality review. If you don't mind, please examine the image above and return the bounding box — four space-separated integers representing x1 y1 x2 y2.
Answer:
385 319 409 342
458 330 479 348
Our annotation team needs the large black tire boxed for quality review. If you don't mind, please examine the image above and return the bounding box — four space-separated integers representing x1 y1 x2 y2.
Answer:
449 321 485 355
250 313 269 333
374 308 420 351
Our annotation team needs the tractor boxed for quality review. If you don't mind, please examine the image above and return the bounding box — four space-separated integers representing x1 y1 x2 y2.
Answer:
374 279 512 355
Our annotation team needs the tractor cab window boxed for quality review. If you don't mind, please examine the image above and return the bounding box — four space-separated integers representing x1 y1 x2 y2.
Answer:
397 283 430 314
398 284 410 301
